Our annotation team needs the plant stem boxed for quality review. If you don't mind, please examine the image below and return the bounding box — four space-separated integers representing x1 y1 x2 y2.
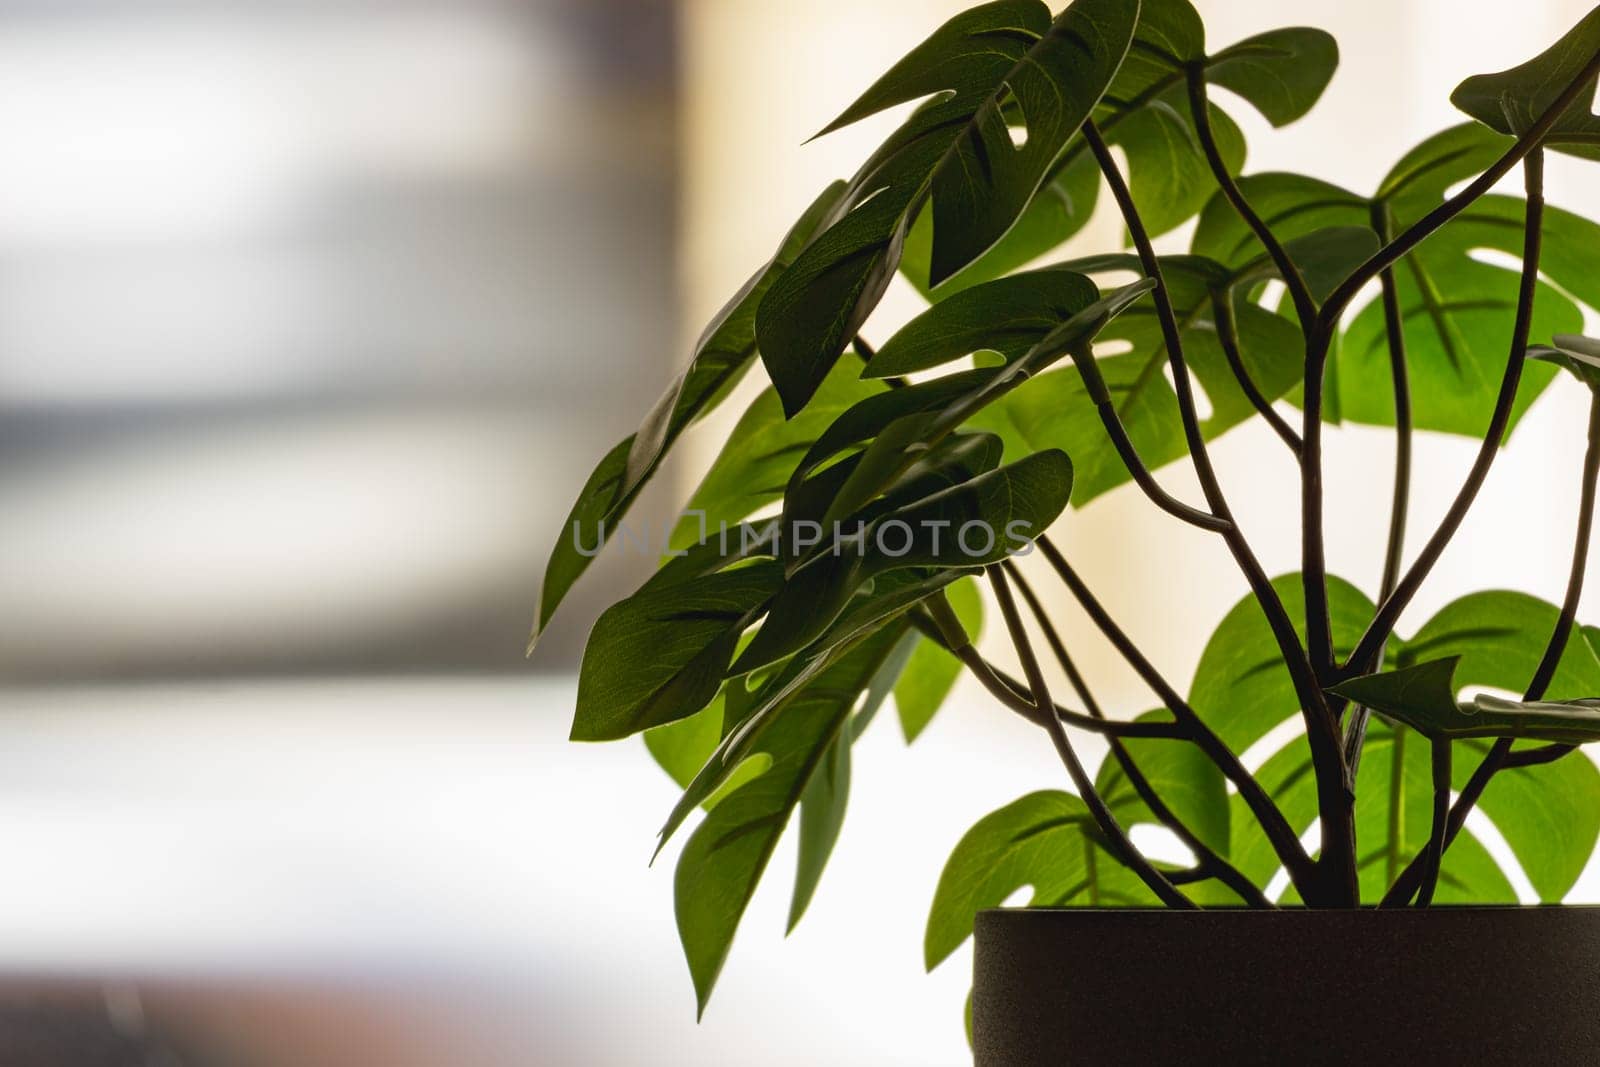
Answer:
1034 536 1320 895
1416 739 1452 906
1003 561 1271 908
1184 64 1317 331
987 566 1194 909
1383 367 1600 907
1319 48 1600 331
905 611 1187 739
1213 291 1303 456
1175 76 1357 902
1343 205 1413 780
1065 345 1230 532
1346 149 1547 679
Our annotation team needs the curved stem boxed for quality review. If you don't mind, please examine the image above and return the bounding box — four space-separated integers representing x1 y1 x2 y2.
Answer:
1185 64 1317 330
905 612 1186 739
1213 291 1302 456
988 567 1194 909
1034 536 1318 894
1344 206 1413 779
1003 561 1271 908
1383 371 1600 907
1347 150 1546 678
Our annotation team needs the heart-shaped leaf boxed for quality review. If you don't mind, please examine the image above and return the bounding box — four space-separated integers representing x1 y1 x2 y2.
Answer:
756 0 1137 414
1451 4 1600 161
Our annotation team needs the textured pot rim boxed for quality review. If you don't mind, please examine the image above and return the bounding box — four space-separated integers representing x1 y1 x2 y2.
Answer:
980 902 1600 916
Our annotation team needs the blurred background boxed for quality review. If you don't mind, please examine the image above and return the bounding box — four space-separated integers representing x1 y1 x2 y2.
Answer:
3 0 1600 1063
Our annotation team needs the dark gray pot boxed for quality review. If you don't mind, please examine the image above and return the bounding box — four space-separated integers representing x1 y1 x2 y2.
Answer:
973 906 1600 1066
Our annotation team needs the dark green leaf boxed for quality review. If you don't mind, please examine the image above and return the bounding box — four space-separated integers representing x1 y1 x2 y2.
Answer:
1451 4 1600 160
740 450 1074 671
904 3 1337 296
532 182 844 644
573 563 783 741
674 623 907 1015
1332 657 1600 743
757 0 1137 413
895 577 984 742
1531 334 1600 390
864 267 1100 378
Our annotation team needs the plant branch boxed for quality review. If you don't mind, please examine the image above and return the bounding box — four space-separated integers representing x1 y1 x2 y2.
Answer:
1003 560 1271 908
1416 739 1452 906
1343 206 1413 780
905 611 1187 739
1213 291 1302 456
1346 150 1547 678
1383 367 1600 907
1319 47 1600 330
1184 64 1318 330
1034 536 1319 894
987 566 1195 908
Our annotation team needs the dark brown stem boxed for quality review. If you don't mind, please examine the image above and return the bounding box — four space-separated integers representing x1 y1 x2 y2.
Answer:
905 612 1186 740
1346 150 1547 679
1416 739 1451 906
1213 291 1302 455
1034 536 1319 894
1343 205 1413 780
1003 561 1271 908
988 567 1194 908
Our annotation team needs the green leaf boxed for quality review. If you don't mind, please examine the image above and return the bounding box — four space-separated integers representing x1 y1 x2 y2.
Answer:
667 359 886 552
1458 736 1600 901
895 577 984 742
740 450 1074 671
572 562 784 742
1451 4 1600 161
903 2 1337 296
644 698 724 789
756 0 1137 414
924 790 1157 971
674 623 907 1016
1531 334 1600 390
864 266 1100 378
1332 657 1600 743
532 182 845 645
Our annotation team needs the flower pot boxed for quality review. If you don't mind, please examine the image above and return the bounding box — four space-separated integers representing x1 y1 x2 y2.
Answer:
972 906 1600 1066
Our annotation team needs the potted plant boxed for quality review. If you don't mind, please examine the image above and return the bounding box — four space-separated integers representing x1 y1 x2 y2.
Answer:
532 0 1600 1060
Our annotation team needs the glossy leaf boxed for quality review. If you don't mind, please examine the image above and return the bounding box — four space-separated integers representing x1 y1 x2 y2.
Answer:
572 562 784 742
674 623 908 1015
756 0 1137 414
903 1 1336 296
1451 4 1600 161
1531 334 1600 390
532 183 844 645
742 450 1073 671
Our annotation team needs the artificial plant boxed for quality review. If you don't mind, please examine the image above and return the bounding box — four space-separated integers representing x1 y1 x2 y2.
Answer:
534 0 1600 1018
